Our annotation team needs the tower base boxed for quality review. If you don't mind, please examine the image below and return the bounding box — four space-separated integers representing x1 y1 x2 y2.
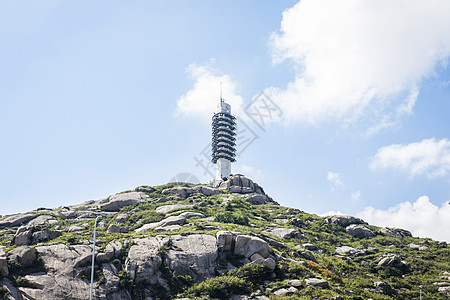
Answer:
216 158 231 180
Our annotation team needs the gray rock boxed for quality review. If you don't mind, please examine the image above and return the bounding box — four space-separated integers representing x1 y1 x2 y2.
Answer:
326 215 367 226
37 244 92 274
8 246 37 268
381 227 412 238
335 246 366 257
115 213 129 223
378 255 405 268
346 224 374 238
273 288 290 296
68 225 85 232
154 225 183 232
250 253 264 262
0 278 22 300
245 194 271 205
263 257 276 271
219 175 265 195
288 279 302 287
269 228 301 239
14 229 33 246
162 186 194 198
302 243 317 250
156 204 193 214
234 235 272 258
217 231 238 252
374 281 394 295
107 224 121 233
0 249 8 277
193 185 223 196
97 240 122 263
438 286 450 292
0 213 34 228
136 211 205 232
100 192 148 211
305 278 329 288
31 230 62 244
27 215 56 227
274 218 289 224
126 237 164 286
166 234 217 282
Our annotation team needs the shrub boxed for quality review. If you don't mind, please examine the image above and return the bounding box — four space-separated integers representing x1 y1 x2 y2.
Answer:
228 263 272 285
187 275 249 299
215 211 249 226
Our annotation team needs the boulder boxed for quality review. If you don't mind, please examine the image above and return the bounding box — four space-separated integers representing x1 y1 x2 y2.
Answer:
31 230 62 244
136 211 205 232
8 246 37 268
288 279 302 287
378 255 405 268
0 213 33 228
27 215 56 227
326 215 367 227
305 278 329 288
234 235 272 259
269 228 301 239
162 186 194 198
166 234 218 282
263 257 276 271
97 240 123 263
13 228 33 246
115 213 129 223
154 224 183 232
219 175 265 195
381 227 412 238
107 224 121 233
37 244 92 274
0 249 8 277
156 204 193 214
126 237 165 285
335 246 366 257
217 231 238 252
100 192 148 211
346 224 374 238
273 288 290 296
68 225 85 232
374 281 394 295
193 185 223 196
302 243 317 250
245 194 272 205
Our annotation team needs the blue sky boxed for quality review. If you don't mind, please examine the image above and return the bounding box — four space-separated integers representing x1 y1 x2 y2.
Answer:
1 1 450 241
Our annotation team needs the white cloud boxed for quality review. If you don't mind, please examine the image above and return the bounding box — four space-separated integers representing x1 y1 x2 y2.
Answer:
327 171 347 191
176 61 244 122
370 138 450 178
358 196 450 242
269 0 450 129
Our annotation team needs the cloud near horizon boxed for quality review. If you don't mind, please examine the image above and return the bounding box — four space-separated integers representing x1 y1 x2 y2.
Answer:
357 196 450 242
370 138 450 178
268 0 450 130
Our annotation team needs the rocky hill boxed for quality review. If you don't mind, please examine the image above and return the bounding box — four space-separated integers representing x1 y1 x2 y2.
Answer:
0 175 449 299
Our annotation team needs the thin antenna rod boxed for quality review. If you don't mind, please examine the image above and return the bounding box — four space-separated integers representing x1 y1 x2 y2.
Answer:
220 81 222 100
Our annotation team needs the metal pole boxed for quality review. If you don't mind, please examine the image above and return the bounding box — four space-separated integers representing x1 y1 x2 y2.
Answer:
419 285 423 300
90 216 100 300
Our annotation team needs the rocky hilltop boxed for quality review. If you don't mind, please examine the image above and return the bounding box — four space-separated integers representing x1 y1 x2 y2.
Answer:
0 175 449 299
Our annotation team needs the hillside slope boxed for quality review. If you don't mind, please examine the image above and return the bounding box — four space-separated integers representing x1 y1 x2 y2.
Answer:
0 175 449 299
